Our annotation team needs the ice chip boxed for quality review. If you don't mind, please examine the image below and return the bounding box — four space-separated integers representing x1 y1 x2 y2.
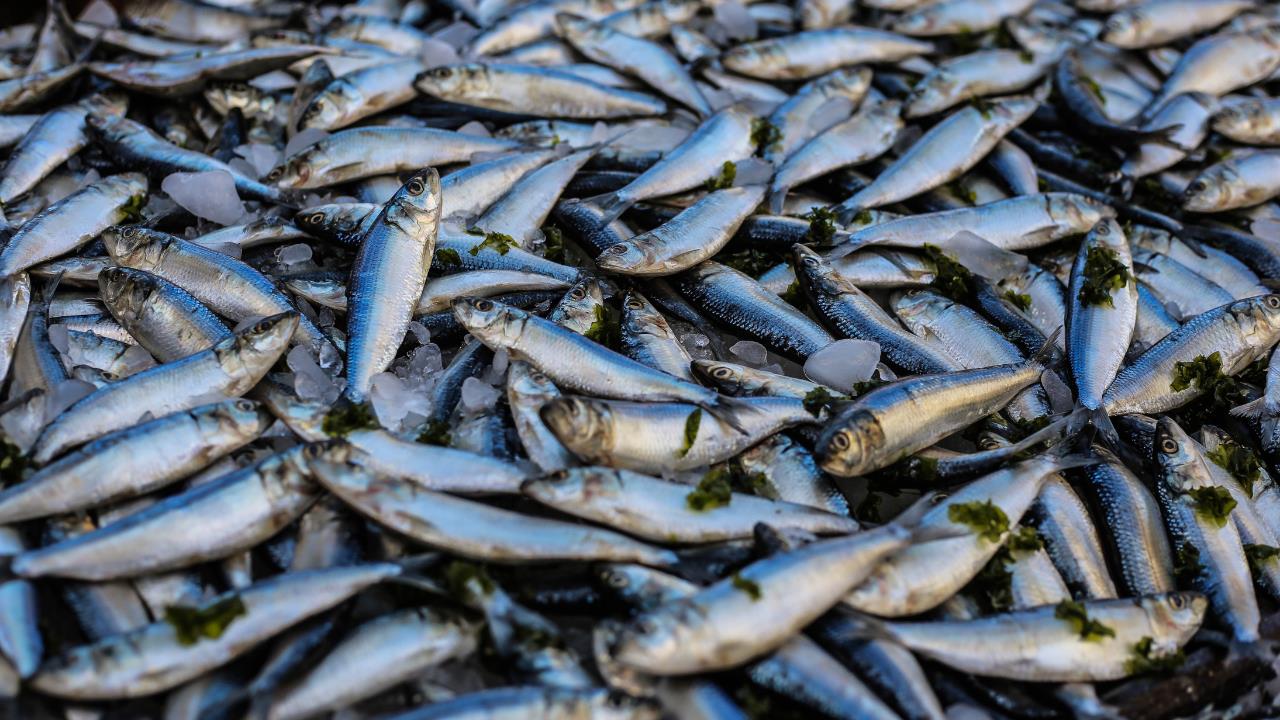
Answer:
729 340 769 367
1041 370 1074 415
420 38 461 68
161 171 246 226
732 157 773 187
78 0 120 25
117 345 156 377
369 372 412 430
460 376 500 414
285 128 330 159
937 231 1029 280
457 120 491 137
406 321 432 346
47 324 69 354
434 21 481 49
277 243 314 267
803 339 880 393
236 144 282 178
807 97 855 136
712 0 758 41
250 71 297 91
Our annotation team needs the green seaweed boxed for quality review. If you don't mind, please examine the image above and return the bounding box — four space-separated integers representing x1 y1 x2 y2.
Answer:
732 573 762 601
1186 486 1236 528
1124 636 1185 675
1003 290 1032 312
165 596 247 646
705 161 737 191
751 117 782 154
1206 439 1261 498
1054 599 1115 642
923 244 974 299
948 500 1009 543
435 247 462 267
678 408 703 459
1245 543 1280 575
686 465 732 511
322 402 379 437
805 207 839 244
468 231 517 256
1077 245 1130 308
416 419 452 447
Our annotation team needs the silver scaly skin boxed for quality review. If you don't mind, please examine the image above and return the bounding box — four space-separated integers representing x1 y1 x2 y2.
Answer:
345 169 441 402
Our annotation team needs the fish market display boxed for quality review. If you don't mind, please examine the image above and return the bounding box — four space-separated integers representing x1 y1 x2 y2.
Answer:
4 0 1280 717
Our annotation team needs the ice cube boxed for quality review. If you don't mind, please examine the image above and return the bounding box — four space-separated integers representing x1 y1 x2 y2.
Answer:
406 321 432 346
369 372 412 430
235 144 282 178
730 340 769 367
732 157 773 187
116 345 156 377
421 38 461 68
47 324 69 354
285 128 330 159
161 171 246 226
250 71 297 91
78 0 119 25
433 21 480 49
803 339 880 393
457 120 491 137
807 97 854 135
276 243 314 267
460 376 500 414
1041 370 1074 415
712 0 758 41
288 346 336 403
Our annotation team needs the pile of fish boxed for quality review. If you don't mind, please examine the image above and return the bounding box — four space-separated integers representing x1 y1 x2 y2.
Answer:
5 0 1280 716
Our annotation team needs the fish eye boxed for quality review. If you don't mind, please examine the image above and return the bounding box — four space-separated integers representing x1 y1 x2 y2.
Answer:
710 366 734 379
304 443 324 458
268 167 284 181
570 286 586 300
406 179 426 196
604 571 629 588
802 255 819 266
1169 594 1186 609
625 297 643 310
121 226 137 238
307 212 325 225
236 400 256 411
432 67 452 78
1096 223 1109 235
1188 181 1206 194
608 245 628 254
474 299 494 311
1159 437 1178 454
1267 296 1280 309
831 431 851 451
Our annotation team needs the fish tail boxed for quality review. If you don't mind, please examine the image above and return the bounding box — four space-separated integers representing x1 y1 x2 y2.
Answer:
584 192 632 227
1114 174 1136 201
1029 327 1062 369
767 186 788 215
702 395 756 435
889 491 967 543
1139 123 1188 152
834 201 860 226
825 606 897 644
1231 397 1267 420
1066 404 1119 451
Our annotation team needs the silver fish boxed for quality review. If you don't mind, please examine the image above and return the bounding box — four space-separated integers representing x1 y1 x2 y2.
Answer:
1067 219 1137 413
414 63 668 119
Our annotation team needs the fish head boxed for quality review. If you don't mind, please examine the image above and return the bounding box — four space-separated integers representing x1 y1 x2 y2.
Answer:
201 398 275 442
554 13 600 42
415 64 486 99
452 296 525 347
551 278 607 330
1100 10 1141 46
226 312 299 363
84 112 129 143
1144 591 1209 641
524 467 622 506
298 78 359 132
621 291 671 336
1182 167 1236 213
890 288 948 327
388 168 443 225
203 81 259 116
794 243 857 296
1153 416 1213 491
97 265 157 320
101 225 166 271
1212 100 1263 137
823 66 873 98
905 72 957 118
1050 192 1116 229
610 605 697 672
540 397 614 456
691 360 749 394
816 409 884 477
81 90 129 118
596 241 650 273
1232 294 1280 350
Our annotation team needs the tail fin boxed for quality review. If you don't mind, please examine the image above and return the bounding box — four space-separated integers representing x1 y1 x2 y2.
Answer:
1030 327 1063 368
584 192 633 227
1139 123 1188 151
1092 407 1120 450
702 394 765 435
1231 397 1268 420
767 186 788 215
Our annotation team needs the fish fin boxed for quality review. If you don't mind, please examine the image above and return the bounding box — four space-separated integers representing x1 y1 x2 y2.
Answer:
1231 397 1267 420
702 395 760 435
1140 123 1188 151
1083 406 1121 451
888 491 939 532
1132 260 1159 275
752 522 818 556
1013 413 1071 451
767 187 788 215
1114 174 1136 201
1029 327 1062 369
1175 232 1210 259
834 203 861 227
584 192 632 227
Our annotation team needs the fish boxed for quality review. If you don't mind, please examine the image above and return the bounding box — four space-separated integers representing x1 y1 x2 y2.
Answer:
345 169 441 402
